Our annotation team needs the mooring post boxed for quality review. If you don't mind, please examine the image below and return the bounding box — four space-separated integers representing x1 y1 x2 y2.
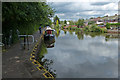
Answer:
8 30 12 47
27 35 29 50
4 37 7 49
23 33 26 49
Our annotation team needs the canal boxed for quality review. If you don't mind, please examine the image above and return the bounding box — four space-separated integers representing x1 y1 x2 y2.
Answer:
36 30 118 78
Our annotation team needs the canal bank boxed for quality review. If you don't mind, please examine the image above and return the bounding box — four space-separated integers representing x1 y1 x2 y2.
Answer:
2 28 54 79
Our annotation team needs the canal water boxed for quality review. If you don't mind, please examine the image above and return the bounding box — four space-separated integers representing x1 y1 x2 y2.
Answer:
37 30 118 78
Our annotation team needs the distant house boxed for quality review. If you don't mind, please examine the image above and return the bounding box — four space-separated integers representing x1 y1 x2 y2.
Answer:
88 17 103 25
71 25 77 27
67 21 70 25
98 25 105 28
103 15 118 24
96 20 104 25
63 25 77 29
64 25 69 29
84 22 88 26
90 18 100 22
89 14 118 25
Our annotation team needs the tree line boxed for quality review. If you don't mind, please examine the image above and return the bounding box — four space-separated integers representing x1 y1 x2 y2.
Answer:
2 2 55 45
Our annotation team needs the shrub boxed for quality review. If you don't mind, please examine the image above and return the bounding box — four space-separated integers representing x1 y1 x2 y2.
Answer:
90 25 97 32
89 25 107 33
83 26 90 32
71 27 77 30
100 28 107 33
106 23 110 29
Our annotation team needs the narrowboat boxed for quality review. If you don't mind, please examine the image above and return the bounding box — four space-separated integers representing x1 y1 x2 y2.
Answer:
44 27 55 40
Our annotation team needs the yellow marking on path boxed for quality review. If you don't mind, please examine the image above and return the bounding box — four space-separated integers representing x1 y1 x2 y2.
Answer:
31 53 35 56
30 29 54 79
43 71 54 78
30 57 35 60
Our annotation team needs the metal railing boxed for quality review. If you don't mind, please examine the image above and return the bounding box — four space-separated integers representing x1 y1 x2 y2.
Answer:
18 35 35 50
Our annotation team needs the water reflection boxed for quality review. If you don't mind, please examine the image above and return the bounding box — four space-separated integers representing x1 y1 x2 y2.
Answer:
36 30 118 78
55 28 60 38
44 37 55 48
36 40 56 77
105 33 119 41
63 30 67 35
75 31 84 40
68 30 73 35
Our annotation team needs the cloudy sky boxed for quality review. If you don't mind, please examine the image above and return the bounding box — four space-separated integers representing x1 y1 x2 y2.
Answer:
47 0 119 21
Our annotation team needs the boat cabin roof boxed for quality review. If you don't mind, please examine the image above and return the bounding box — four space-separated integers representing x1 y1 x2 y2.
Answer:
46 27 55 31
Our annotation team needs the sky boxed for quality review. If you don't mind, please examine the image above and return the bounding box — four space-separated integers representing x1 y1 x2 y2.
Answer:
47 0 119 21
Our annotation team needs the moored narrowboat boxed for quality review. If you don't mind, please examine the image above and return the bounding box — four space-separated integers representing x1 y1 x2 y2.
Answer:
44 27 55 40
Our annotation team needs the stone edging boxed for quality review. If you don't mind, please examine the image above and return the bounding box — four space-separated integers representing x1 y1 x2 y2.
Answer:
30 30 55 79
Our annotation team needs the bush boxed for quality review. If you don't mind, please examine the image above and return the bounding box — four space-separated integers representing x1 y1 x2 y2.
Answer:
90 25 97 32
83 26 90 32
71 27 77 30
106 23 110 29
76 28 82 31
89 25 107 33
106 23 120 29
100 28 107 33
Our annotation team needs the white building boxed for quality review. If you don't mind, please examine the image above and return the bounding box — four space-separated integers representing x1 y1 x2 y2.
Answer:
67 21 70 25
96 21 104 25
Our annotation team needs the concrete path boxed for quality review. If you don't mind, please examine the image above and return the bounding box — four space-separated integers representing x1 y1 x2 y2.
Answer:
2 28 46 78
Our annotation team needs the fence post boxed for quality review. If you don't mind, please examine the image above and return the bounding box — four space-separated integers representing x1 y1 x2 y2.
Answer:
8 30 12 47
23 33 26 49
4 37 7 49
27 35 29 50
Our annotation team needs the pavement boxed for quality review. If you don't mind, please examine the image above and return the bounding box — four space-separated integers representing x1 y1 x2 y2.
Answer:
2 28 47 78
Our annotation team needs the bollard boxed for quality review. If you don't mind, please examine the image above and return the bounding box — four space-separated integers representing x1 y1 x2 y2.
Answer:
27 35 29 50
4 37 7 49
8 30 12 47
23 35 26 49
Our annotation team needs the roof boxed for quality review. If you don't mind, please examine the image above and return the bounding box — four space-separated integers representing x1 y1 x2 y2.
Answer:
46 27 55 31
64 26 69 28
71 25 77 27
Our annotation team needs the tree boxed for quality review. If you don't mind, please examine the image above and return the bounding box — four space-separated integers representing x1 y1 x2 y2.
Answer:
105 23 110 29
53 15 60 25
88 21 95 25
56 20 59 28
2 2 55 44
64 20 67 25
77 19 84 27
69 20 75 25
90 17 94 19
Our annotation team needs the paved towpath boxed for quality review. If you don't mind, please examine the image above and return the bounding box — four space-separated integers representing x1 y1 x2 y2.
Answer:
2 28 46 78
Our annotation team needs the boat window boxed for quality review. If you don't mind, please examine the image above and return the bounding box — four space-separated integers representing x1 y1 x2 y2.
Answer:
47 30 52 34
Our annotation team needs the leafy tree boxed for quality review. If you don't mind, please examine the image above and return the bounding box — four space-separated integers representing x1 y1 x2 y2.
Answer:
53 15 60 25
90 17 94 19
2 2 55 44
83 26 90 32
77 19 84 27
69 20 75 25
56 20 59 28
64 20 67 25
88 21 95 25
106 23 110 29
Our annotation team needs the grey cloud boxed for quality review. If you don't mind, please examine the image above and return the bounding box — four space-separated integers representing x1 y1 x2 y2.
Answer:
90 2 111 6
49 2 118 20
